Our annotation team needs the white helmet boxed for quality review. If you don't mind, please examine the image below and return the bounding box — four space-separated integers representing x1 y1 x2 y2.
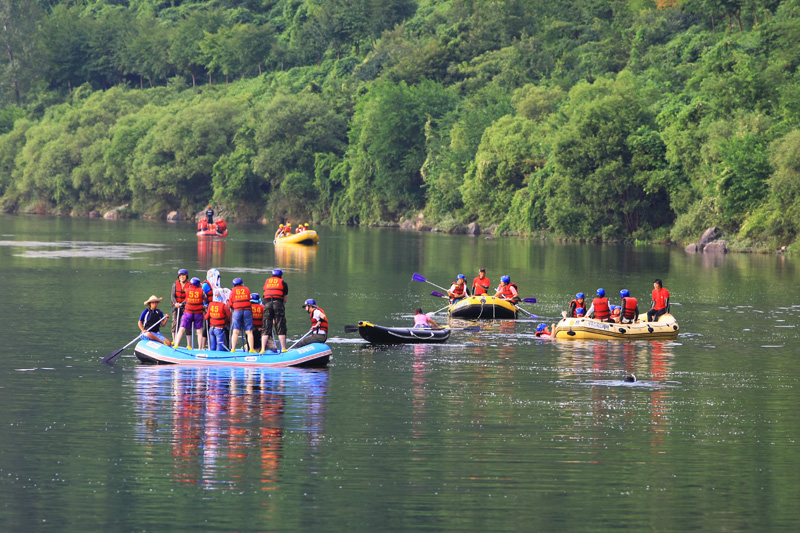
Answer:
206 268 221 290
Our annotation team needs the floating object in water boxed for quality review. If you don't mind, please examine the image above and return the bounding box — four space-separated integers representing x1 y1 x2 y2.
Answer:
623 374 636 383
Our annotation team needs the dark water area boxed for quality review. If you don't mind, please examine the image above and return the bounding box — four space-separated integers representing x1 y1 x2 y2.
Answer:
1 214 798 531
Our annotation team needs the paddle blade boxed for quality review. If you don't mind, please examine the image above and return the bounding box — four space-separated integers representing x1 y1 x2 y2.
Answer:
412 272 427 283
462 326 481 332
344 325 360 333
101 348 124 365
521 297 537 303
430 291 447 298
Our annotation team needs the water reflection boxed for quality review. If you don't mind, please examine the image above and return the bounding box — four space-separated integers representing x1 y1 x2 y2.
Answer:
273 243 317 272
133 365 328 490
197 238 226 269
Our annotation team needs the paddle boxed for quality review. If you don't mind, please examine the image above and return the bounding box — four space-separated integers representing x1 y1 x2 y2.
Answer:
431 291 447 298
345 324 480 333
344 325 360 333
412 272 449 292
509 301 539 318
102 319 164 365
288 330 313 350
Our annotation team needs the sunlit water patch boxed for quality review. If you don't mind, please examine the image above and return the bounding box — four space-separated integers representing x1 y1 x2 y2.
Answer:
0 240 165 259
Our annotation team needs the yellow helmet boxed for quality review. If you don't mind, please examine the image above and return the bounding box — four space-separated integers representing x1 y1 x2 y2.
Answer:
304 223 309 227
279 224 284 227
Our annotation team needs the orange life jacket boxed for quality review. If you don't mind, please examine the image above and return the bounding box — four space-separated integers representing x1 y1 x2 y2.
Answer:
230 286 252 311
251 303 264 328
450 281 466 299
592 297 610 320
500 282 518 300
263 277 286 300
473 277 491 295
207 301 230 327
184 285 205 313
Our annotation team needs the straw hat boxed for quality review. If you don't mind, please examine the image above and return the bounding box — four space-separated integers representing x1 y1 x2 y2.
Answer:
144 295 163 305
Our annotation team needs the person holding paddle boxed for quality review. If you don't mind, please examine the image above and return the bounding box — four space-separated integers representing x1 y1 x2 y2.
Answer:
170 268 190 343
263 269 289 351
172 277 207 349
447 274 469 303
139 295 170 346
413 308 441 329
494 275 520 304
472 268 491 296
293 299 328 349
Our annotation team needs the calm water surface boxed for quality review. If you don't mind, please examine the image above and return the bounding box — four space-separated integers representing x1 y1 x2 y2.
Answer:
1 214 798 531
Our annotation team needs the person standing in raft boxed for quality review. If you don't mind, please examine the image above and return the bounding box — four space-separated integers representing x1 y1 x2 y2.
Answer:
494 275 520 304
262 269 289 352
293 299 328 349
139 295 171 345
447 274 469 304
170 268 190 342
586 288 611 322
173 277 207 349
647 279 670 322
228 278 256 352
205 292 231 351
562 292 586 318
413 308 442 329
205 205 214 225
472 268 491 296
619 289 640 324
250 293 264 352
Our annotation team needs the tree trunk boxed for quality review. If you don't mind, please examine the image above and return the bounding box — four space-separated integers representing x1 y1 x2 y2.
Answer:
191 73 196 87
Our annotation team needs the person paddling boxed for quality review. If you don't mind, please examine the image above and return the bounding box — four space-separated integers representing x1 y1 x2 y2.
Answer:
293 299 328 349
447 274 469 304
647 279 670 322
413 308 441 329
139 295 170 346
494 275 520 304
472 268 491 296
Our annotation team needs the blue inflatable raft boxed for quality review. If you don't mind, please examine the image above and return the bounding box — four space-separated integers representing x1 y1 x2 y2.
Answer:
133 340 331 368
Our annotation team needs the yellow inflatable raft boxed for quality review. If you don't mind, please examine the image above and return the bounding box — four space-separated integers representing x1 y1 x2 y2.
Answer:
551 312 679 341
273 230 319 245
449 295 518 319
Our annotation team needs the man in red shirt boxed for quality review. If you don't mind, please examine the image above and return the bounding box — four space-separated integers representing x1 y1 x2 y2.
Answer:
472 268 491 296
646 279 670 322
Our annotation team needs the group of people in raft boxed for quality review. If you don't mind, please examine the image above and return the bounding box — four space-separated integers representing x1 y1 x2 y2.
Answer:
197 205 227 234
533 278 671 337
137 268 327 353
414 272 671 339
274 221 311 239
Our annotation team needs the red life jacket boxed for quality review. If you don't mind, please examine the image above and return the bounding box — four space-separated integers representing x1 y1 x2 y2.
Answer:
500 282 518 300
174 280 189 304
185 285 205 313
450 281 466 298
207 301 230 327
568 299 585 317
534 327 551 338
263 277 286 300
251 303 264 328
592 297 610 320
309 306 328 333
473 277 491 295
621 297 638 319
230 286 252 311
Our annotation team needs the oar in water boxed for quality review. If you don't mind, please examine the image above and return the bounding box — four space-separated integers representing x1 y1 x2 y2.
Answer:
412 272 449 293
510 300 539 318
102 320 164 365
344 324 480 333
287 330 313 350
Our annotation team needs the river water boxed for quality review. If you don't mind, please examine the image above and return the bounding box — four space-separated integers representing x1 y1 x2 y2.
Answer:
1 214 798 531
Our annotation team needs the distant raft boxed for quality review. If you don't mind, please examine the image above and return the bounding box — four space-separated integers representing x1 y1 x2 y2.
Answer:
551 312 679 341
274 230 319 245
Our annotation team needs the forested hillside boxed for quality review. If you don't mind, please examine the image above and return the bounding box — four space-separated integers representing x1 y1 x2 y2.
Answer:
2 0 799 250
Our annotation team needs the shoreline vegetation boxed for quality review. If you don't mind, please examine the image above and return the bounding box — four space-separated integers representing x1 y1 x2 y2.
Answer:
3 1 800 255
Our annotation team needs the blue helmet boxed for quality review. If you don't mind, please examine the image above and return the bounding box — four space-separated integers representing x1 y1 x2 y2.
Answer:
303 298 316 307
178 268 188 276
457 274 466 280
190 277 201 286
272 269 282 277
620 289 629 298
575 307 585 315
232 277 243 286
576 292 584 299
536 323 547 332
596 288 605 297
501 275 511 284
250 293 260 303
